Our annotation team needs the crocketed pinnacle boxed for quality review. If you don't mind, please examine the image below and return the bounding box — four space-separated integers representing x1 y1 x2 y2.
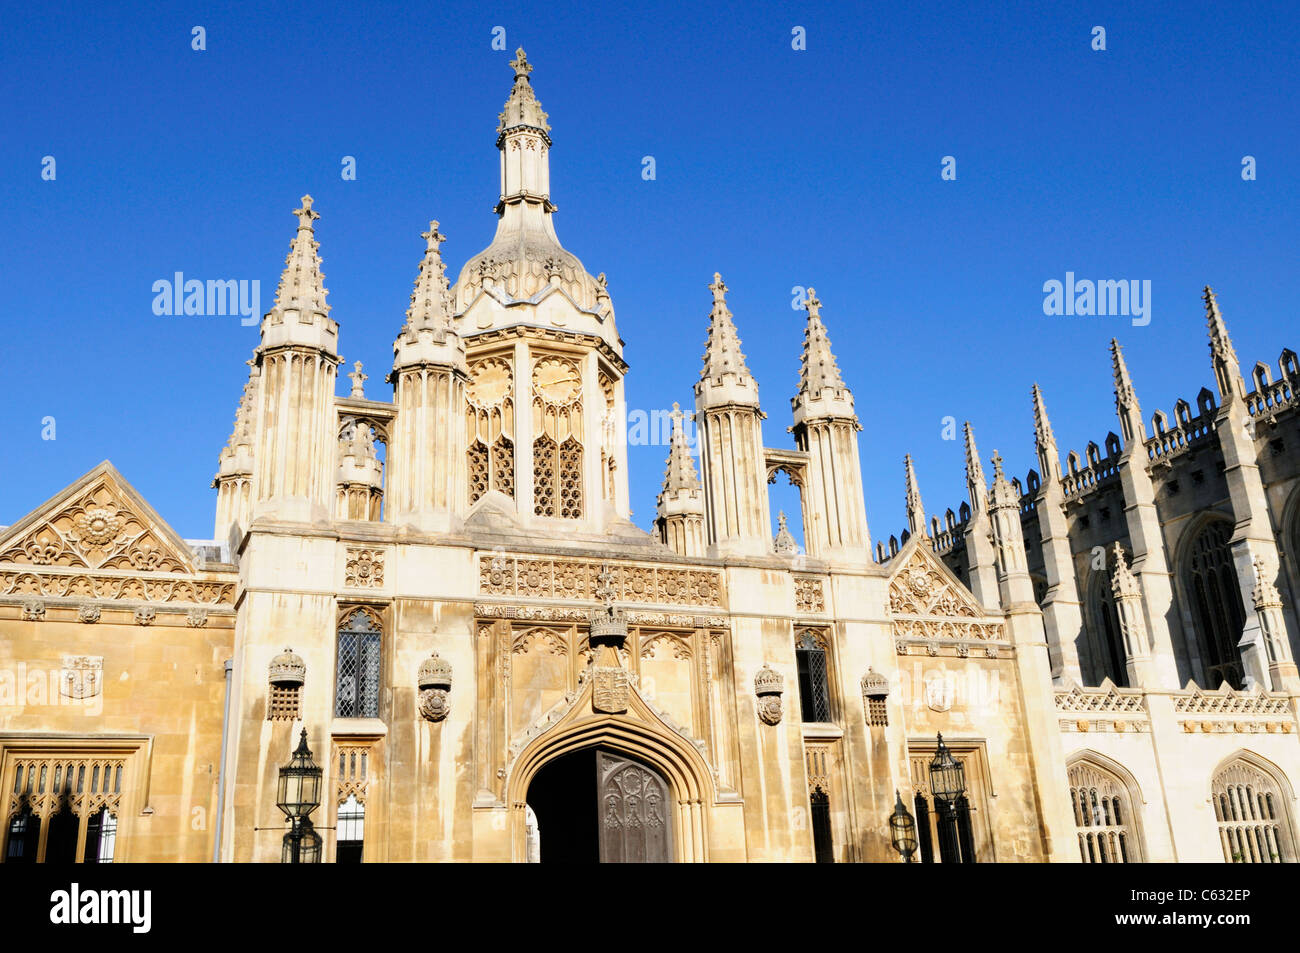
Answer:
963 422 987 511
797 287 848 397
1203 286 1239 369
1111 543 1141 600
989 450 1019 510
661 403 701 492
904 454 927 537
700 273 753 381
403 221 454 335
1110 339 1140 413
497 47 550 136
267 195 330 321
1032 383 1057 453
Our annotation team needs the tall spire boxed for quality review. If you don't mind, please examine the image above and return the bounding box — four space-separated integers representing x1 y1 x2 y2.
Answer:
265 195 330 326
963 421 988 512
798 288 847 397
1204 286 1244 402
1110 339 1145 446
1031 383 1062 481
403 221 453 335
700 273 754 383
661 403 701 492
904 454 928 538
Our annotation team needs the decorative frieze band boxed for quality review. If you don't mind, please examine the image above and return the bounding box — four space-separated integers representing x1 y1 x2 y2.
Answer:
1 570 235 607
1173 685 1292 716
478 555 722 608
472 602 729 629
1054 683 1148 715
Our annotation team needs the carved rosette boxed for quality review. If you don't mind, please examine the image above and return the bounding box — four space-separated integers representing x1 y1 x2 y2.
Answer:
754 664 784 726
345 548 385 589
418 651 453 722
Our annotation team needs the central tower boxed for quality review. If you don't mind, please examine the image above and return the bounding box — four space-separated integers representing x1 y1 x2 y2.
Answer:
450 49 631 533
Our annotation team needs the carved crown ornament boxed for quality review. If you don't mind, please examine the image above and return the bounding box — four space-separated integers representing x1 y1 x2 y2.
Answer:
417 651 453 723
268 648 307 688
754 664 785 726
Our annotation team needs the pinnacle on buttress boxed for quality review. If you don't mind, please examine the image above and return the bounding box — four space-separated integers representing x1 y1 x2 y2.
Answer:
1204 286 1244 402
661 402 702 493
1110 543 1141 600
217 359 259 478
963 421 988 511
498 47 550 136
797 287 848 398
904 454 928 538
403 221 454 335
989 450 1019 510
1031 383 1057 453
266 195 331 324
700 273 754 383
1110 339 1140 413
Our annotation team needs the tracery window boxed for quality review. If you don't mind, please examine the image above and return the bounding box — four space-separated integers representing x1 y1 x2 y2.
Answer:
795 629 833 723
1087 570 1127 687
1068 760 1140 862
1212 759 1294 863
1184 521 1247 689
2 754 125 864
532 356 584 519
336 608 383 719
466 357 515 505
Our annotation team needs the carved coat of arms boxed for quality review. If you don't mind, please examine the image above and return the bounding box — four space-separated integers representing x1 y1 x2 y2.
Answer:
592 665 630 714
61 655 103 700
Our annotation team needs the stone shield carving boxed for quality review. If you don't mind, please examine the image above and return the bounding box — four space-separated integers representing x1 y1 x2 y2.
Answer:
592 666 630 714
418 688 451 722
61 655 103 700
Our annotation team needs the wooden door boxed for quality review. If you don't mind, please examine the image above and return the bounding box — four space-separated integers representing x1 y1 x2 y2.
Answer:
596 750 672 863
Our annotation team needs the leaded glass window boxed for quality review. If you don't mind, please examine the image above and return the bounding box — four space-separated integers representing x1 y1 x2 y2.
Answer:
1185 521 1247 689
336 609 382 718
795 629 832 723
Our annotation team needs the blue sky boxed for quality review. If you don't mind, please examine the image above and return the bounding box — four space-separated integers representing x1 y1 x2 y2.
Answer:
1 0 1297 544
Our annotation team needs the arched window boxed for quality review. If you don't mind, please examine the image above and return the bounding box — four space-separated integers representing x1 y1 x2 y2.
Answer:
1068 759 1142 862
337 794 365 863
1212 758 1294 863
83 807 117 863
795 629 832 723
1184 521 1246 689
1086 571 1127 687
336 609 383 718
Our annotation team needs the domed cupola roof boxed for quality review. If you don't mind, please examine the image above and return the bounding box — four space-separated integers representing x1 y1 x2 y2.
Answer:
451 49 617 345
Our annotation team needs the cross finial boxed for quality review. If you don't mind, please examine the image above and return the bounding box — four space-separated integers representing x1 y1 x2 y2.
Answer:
422 220 445 253
991 450 1006 480
293 195 319 229
804 287 821 319
510 48 532 79
348 360 367 398
669 401 689 429
778 510 788 529
709 272 728 305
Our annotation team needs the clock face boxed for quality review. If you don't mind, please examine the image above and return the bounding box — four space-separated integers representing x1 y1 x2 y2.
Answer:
468 359 511 406
533 358 582 405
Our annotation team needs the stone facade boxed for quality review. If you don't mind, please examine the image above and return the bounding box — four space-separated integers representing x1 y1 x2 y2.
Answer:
3 49 1300 864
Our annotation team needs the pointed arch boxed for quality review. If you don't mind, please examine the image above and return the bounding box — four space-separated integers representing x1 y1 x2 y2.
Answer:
1175 512 1246 689
504 682 716 863
1065 749 1146 862
1210 750 1297 863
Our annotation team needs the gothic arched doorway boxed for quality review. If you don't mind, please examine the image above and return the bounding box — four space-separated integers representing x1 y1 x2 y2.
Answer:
525 747 673 863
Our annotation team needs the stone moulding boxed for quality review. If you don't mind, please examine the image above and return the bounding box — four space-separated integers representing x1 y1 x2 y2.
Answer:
479 554 722 608
472 602 730 630
0 569 236 606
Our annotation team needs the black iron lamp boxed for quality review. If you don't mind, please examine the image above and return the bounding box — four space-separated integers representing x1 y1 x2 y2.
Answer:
927 733 966 804
277 728 323 863
888 790 917 862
